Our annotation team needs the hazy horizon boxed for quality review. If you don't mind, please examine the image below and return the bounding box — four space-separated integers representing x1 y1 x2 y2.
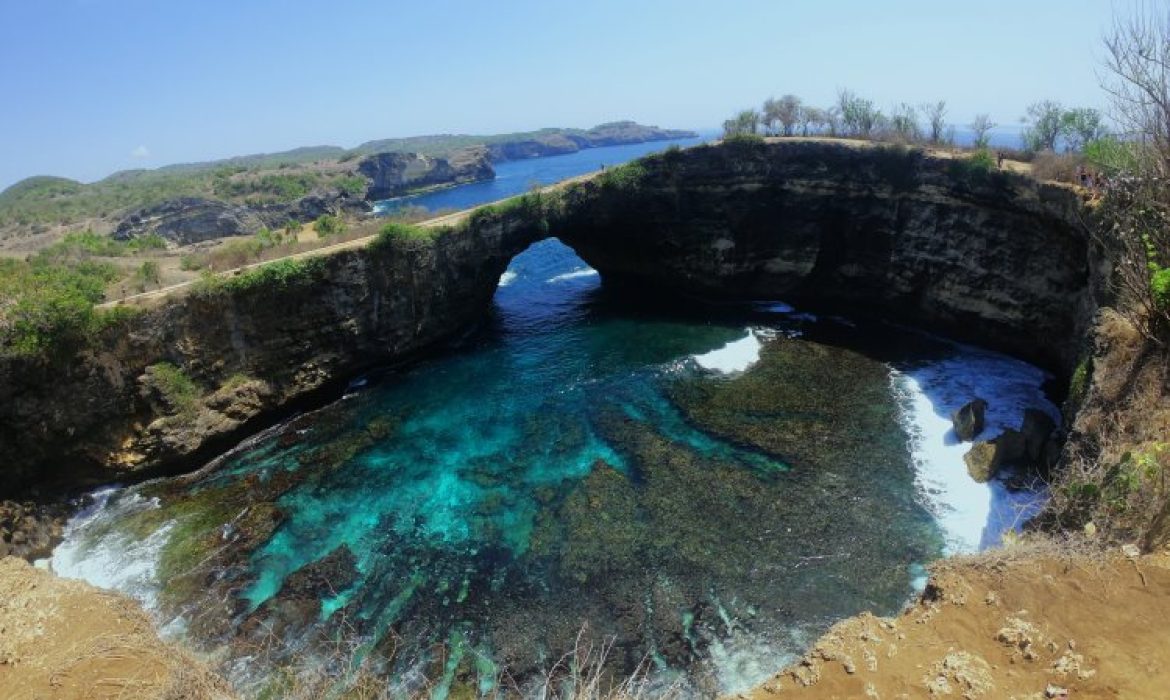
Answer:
0 0 1131 190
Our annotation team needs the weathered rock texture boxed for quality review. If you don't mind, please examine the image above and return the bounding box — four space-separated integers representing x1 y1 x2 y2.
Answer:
551 141 1092 374
114 191 369 244
113 197 268 244
0 208 543 493
357 147 494 200
0 140 1095 495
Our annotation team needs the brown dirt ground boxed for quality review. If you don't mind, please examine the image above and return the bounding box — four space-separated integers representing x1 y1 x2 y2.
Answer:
738 544 1170 700
0 556 233 700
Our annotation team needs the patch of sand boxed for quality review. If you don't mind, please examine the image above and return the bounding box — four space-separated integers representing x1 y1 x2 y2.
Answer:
0 556 232 700
740 546 1170 700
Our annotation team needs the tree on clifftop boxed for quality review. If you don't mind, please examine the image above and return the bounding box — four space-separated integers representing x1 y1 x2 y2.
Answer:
969 114 996 149
763 95 802 136
1022 100 1064 152
922 100 948 144
723 109 761 138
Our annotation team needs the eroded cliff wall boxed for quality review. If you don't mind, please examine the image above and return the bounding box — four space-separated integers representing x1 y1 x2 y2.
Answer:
553 141 1093 375
0 211 543 494
0 140 1094 495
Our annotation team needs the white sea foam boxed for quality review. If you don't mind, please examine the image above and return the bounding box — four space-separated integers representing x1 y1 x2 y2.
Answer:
50 487 172 613
498 270 517 287
547 267 598 283
756 301 795 313
692 328 762 373
893 346 1056 553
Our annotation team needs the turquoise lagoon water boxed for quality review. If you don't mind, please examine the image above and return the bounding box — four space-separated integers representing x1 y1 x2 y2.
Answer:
50 141 1060 698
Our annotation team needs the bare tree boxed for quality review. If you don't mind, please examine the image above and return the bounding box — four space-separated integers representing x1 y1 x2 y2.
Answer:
921 100 948 143
1098 3 1170 339
798 106 829 136
969 114 997 149
776 94 802 136
1102 6 1170 177
762 97 782 136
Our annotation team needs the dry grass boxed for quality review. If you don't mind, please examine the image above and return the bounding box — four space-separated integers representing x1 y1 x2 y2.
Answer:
1030 151 1084 183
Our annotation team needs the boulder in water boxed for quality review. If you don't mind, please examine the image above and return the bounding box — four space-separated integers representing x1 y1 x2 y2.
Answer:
963 428 1027 483
952 398 988 442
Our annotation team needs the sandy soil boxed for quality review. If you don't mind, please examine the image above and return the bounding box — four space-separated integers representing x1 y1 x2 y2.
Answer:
740 544 1170 700
0 557 233 700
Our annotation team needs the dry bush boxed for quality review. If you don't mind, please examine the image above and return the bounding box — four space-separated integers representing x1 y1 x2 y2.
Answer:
1030 151 1084 183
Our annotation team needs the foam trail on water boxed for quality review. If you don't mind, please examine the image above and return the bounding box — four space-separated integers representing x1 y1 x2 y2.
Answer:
692 328 762 373
893 346 1056 553
498 270 517 287
547 267 598 283
50 487 171 613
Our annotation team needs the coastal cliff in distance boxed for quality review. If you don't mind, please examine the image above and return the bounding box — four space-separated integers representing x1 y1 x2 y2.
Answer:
0 121 698 244
358 146 495 200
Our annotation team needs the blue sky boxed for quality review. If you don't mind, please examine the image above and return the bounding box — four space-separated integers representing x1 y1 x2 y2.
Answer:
0 0 1127 190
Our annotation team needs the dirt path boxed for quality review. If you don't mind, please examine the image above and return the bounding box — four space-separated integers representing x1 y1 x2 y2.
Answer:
0 557 233 700
99 171 599 310
741 545 1170 700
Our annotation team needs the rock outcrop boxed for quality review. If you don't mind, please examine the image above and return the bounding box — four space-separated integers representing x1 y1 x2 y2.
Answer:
113 191 370 244
551 140 1091 374
113 197 268 244
0 140 1095 494
0 208 544 493
953 398 989 441
358 146 494 200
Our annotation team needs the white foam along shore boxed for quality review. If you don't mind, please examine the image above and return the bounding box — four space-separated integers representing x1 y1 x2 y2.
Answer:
498 270 517 287
692 328 763 373
893 346 1058 553
50 487 171 613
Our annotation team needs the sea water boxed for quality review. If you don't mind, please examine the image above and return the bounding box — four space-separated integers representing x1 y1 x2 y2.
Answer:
52 237 1059 697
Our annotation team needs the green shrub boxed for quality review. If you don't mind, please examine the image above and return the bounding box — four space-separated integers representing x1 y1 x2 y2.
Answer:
179 253 204 271
125 233 167 253
314 214 346 237
722 132 765 146
1152 266 1170 310
597 162 648 191
1068 356 1093 406
335 175 367 196
133 260 161 291
968 148 996 172
375 222 434 248
194 258 327 297
144 362 200 415
1084 136 1138 176
0 257 121 357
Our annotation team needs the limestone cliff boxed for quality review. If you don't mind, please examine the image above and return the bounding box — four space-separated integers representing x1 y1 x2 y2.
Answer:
0 140 1094 495
357 146 494 200
0 208 543 493
553 140 1092 375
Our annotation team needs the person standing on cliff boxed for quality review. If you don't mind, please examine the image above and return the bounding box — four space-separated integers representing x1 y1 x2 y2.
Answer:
997 151 1005 169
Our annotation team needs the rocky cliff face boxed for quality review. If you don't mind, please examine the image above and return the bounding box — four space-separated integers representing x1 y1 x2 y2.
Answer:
0 210 543 493
0 140 1094 495
114 191 370 244
553 141 1092 374
358 147 494 200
